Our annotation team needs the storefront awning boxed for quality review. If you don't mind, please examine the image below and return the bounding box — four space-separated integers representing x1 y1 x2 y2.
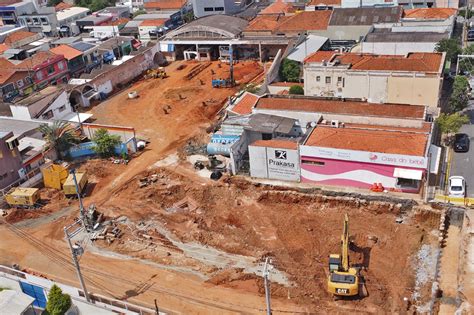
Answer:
429 144 442 174
393 168 423 180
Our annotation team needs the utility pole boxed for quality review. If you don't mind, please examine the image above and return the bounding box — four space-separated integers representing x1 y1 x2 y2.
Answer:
64 222 90 302
154 298 160 315
70 169 86 227
263 257 272 315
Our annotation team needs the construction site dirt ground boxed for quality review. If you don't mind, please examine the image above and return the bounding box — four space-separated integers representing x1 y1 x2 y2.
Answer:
0 60 443 314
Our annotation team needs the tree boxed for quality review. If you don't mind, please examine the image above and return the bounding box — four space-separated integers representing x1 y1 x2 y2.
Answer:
458 45 474 74
182 11 194 23
92 128 121 158
449 75 470 112
436 113 470 135
289 85 304 95
38 121 79 160
132 9 146 18
279 58 300 82
46 284 71 315
241 83 259 94
435 38 461 62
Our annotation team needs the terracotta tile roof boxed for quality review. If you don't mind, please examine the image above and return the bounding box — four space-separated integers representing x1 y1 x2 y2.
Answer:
309 0 341 5
255 96 426 119
55 2 73 11
251 139 298 150
17 51 61 69
0 43 10 54
245 15 290 32
305 51 444 73
304 124 429 156
0 58 16 69
275 10 332 32
303 50 335 63
105 17 130 26
50 45 82 60
144 0 186 10
140 19 168 26
231 93 259 115
259 0 295 15
0 69 16 84
404 8 457 19
4 31 36 45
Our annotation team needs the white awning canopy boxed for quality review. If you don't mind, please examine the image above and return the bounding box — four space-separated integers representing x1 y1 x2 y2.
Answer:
429 144 442 174
393 168 423 180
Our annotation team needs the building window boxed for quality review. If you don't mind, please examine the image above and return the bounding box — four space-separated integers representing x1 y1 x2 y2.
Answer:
214 7 224 11
26 17 32 24
204 7 214 11
36 71 43 80
302 160 325 166
2 83 15 94
33 17 40 25
17 79 24 88
396 178 420 189
262 133 272 140
40 17 48 25
337 77 342 83
25 76 33 85
47 65 55 75
316 76 320 82
42 110 53 119
58 105 66 112
58 61 65 70
325 76 331 84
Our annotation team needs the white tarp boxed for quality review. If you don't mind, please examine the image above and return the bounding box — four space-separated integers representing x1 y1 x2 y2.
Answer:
393 168 423 180
61 112 93 123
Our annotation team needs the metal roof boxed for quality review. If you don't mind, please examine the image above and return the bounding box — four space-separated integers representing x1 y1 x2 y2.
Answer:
0 290 34 314
246 113 297 134
364 28 449 43
329 6 403 26
70 41 97 52
287 35 328 62
53 36 82 45
165 15 249 39
0 117 45 137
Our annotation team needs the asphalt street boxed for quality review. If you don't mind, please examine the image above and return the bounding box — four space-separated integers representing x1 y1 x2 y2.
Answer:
450 105 474 198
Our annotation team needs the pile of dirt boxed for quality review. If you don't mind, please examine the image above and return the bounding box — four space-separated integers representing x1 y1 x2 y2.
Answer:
5 207 53 224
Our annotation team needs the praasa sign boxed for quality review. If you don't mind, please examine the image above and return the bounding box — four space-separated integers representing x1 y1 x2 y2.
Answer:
266 148 300 181
300 146 427 169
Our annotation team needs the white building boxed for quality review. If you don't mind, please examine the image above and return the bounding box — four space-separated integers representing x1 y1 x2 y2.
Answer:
341 0 397 7
56 7 90 36
191 0 240 18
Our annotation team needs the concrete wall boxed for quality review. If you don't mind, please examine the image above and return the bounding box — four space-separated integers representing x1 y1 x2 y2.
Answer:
92 25 120 39
360 42 437 55
0 132 22 190
248 145 268 178
387 75 441 109
344 73 388 103
324 25 372 41
81 123 135 143
88 44 160 91
192 0 237 18
341 0 397 7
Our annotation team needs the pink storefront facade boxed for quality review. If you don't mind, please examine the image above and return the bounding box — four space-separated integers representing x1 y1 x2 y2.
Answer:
299 146 428 193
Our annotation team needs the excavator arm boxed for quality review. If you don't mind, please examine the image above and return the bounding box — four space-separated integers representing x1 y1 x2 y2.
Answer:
341 214 349 272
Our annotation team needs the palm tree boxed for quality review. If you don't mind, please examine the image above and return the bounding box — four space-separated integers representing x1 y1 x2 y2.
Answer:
38 121 79 160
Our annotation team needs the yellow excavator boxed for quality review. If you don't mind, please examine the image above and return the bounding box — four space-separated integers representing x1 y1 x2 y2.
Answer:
327 214 360 297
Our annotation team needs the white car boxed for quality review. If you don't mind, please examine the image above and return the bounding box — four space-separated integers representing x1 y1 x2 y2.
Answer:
448 176 466 197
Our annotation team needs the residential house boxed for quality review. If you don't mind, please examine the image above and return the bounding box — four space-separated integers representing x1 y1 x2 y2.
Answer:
133 11 182 27
9 86 75 121
2 30 42 49
138 19 168 41
90 17 130 39
305 0 341 9
400 8 457 35
0 131 22 190
0 0 37 26
0 25 27 43
120 20 142 38
96 6 130 19
0 58 34 101
50 44 85 77
97 36 133 63
56 6 91 37
17 6 58 36
17 51 69 89
303 51 446 114
69 41 101 73
76 15 113 33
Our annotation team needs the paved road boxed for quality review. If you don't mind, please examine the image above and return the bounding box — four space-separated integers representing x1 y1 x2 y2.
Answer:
450 106 474 198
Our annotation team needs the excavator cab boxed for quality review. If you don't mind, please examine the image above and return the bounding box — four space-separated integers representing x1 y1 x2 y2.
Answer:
327 214 360 297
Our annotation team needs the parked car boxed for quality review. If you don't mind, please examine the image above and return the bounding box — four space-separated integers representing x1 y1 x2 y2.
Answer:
448 176 466 197
454 133 470 152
